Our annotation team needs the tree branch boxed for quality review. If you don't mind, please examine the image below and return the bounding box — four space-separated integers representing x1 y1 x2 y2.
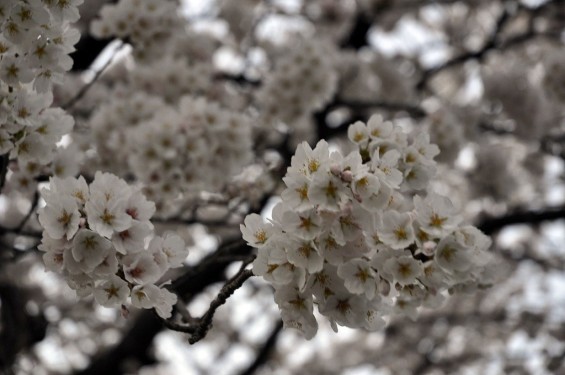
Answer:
64 42 125 110
477 205 565 235
0 154 8 194
417 0 563 90
76 240 253 375
238 320 283 375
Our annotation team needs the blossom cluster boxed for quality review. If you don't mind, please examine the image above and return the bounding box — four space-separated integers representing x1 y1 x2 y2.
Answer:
90 0 181 62
90 95 253 216
129 56 213 103
38 172 188 318
257 38 338 126
241 115 492 338
0 0 82 191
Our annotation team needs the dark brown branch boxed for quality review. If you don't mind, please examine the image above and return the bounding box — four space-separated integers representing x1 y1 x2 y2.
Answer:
340 13 372 50
63 42 125 110
334 99 427 118
0 283 48 373
70 35 113 72
161 259 256 343
14 192 39 233
0 154 8 194
477 205 565 235
238 320 283 375
417 0 563 90
187 268 254 344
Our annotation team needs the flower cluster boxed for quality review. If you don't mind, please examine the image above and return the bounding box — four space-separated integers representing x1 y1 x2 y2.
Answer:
91 0 182 62
129 56 213 103
0 0 81 187
257 38 338 126
91 95 253 216
38 172 188 318
241 115 492 338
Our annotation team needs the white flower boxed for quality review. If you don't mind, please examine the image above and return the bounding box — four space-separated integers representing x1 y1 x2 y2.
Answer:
0 128 13 155
285 239 324 273
125 190 156 222
93 276 130 307
253 246 300 286
123 253 164 285
112 221 152 255
85 195 132 238
131 285 154 309
414 192 461 237
281 208 322 241
51 145 82 178
43 176 89 206
275 285 318 340
289 140 330 177
34 108 74 144
38 194 80 240
42 248 65 273
131 284 177 318
384 254 423 285
352 172 380 201
347 121 369 145
240 213 275 248
89 171 131 202
337 259 377 299
46 0 83 22
12 133 53 164
308 171 346 212
378 210 415 250
150 286 177 319
367 114 393 140
371 149 403 188
0 56 33 85
281 173 312 210
403 163 435 190
71 229 113 273
12 91 51 126
434 236 473 274
150 232 188 268
319 293 365 331
92 252 119 277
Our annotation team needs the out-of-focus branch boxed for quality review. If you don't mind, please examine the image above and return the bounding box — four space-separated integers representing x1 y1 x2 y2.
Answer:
0 155 8 193
0 283 48 374
70 35 113 72
64 42 125 110
239 320 284 375
478 205 565 235
340 13 372 50
417 0 564 90
14 192 39 233
334 99 427 118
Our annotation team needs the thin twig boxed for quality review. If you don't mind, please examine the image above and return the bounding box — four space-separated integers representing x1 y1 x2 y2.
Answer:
335 99 427 118
238 320 283 375
161 262 255 343
0 154 8 194
15 192 39 233
188 267 255 344
63 42 125 110
417 0 562 90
